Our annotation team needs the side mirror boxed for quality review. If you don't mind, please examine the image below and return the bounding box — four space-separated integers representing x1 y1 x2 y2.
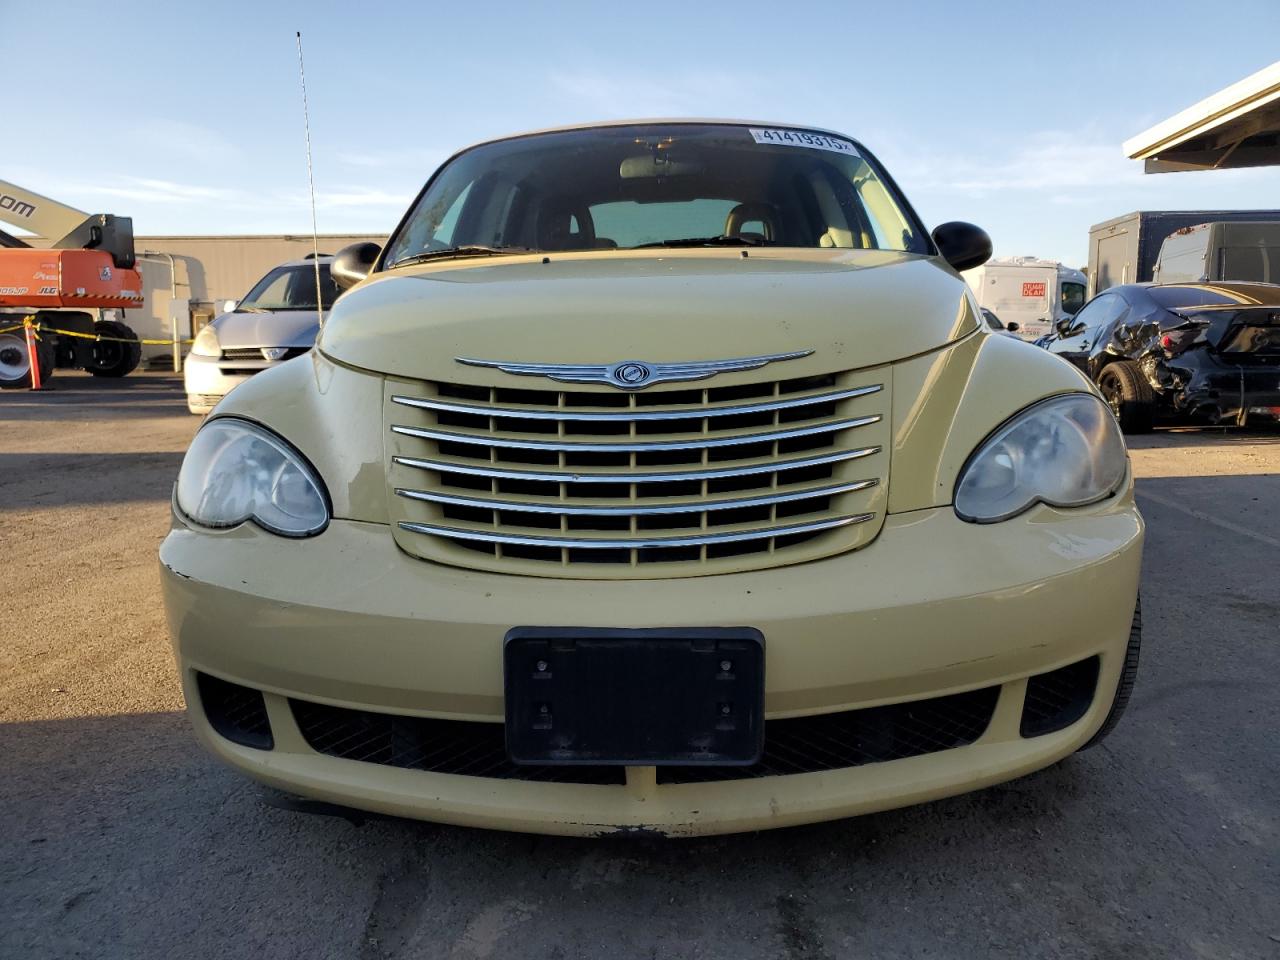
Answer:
222 300 238 314
931 221 992 272
1005 321 1020 333
1055 318 1077 337
332 241 382 290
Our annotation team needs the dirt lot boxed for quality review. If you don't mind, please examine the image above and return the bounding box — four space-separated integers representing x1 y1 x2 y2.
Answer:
2 372 1278 960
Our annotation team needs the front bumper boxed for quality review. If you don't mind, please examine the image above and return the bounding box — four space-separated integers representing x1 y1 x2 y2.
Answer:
161 493 1143 837
183 353 281 410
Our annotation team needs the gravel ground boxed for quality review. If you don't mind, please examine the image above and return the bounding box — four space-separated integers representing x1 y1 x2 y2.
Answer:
2 371 1277 960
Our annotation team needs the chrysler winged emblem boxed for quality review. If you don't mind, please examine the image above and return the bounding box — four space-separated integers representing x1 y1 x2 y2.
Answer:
455 350 813 389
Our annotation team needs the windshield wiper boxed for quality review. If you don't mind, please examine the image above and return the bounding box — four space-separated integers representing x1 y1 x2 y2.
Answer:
389 245 533 268
237 306 271 313
634 235 766 249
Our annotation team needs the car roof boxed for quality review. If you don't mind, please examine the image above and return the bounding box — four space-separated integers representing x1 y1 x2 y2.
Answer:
454 119 859 155
1109 281 1280 307
275 256 335 268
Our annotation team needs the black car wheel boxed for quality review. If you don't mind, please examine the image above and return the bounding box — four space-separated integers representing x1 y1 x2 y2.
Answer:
1097 362 1154 434
1078 596 1142 751
83 321 143 378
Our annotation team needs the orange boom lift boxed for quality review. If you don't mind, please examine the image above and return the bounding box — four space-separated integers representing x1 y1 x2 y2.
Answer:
0 178 144 388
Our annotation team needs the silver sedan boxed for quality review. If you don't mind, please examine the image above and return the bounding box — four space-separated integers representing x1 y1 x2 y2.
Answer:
184 256 335 414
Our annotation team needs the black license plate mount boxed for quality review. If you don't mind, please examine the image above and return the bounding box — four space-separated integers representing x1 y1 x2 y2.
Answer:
504 627 764 766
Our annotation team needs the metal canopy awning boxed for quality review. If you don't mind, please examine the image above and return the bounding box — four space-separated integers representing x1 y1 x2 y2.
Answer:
1124 60 1280 173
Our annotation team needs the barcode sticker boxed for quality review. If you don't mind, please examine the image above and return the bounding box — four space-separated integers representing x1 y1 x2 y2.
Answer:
749 128 859 156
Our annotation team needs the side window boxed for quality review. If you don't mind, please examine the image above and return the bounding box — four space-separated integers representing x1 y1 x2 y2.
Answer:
1085 294 1127 338
1061 282 1086 316
1065 295 1108 336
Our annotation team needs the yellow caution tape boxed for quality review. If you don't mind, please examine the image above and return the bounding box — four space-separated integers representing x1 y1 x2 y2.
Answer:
15 320 193 346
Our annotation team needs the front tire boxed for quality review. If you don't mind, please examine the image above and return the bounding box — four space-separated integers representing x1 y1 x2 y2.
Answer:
1097 362 1154 433
1079 596 1142 751
84 320 142 377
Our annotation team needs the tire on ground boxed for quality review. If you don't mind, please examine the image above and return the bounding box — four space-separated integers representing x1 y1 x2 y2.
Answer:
83 320 143 377
1097 361 1154 433
0 329 55 389
36 340 56 384
1078 596 1142 751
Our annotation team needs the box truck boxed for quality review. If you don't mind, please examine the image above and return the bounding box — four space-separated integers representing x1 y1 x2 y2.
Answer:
1153 221 1280 284
1087 210 1280 296
962 256 1086 340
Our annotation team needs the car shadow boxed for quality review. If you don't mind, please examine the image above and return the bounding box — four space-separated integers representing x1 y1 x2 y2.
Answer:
0 451 184 508
1126 423 1280 448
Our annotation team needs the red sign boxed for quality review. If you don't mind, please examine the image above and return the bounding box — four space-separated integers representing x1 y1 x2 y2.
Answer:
1021 282 1046 298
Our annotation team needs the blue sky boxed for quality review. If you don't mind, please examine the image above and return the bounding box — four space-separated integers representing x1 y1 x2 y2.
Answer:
4 0 1278 265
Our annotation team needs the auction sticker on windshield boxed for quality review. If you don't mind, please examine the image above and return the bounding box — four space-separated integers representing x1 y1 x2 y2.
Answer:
749 128 858 155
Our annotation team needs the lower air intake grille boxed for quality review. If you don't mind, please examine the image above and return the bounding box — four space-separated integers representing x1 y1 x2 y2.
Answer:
197 672 273 750
1020 656 1100 738
289 699 624 785
659 686 999 783
289 685 998 784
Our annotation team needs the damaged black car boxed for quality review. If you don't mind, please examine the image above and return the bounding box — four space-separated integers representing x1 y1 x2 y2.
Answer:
1035 282 1280 432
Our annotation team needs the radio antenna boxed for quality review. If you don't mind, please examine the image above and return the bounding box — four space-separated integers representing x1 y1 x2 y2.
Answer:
295 31 324 327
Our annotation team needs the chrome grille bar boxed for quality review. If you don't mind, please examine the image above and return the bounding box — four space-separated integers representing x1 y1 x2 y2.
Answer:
392 446 880 484
395 478 878 516
398 514 873 550
391 384 883 421
391 415 880 453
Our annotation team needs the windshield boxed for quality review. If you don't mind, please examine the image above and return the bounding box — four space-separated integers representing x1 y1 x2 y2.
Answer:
382 124 929 266
240 263 339 311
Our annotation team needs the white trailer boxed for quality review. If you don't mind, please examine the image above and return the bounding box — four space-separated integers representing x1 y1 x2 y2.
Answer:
962 257 1087 341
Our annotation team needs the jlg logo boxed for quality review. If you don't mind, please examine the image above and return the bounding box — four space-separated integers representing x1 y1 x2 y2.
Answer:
0 194 36 218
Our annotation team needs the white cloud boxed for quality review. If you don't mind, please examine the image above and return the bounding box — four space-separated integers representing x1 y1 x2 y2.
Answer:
887 128 1272 198
889 130 1142 196
94 177 243 204
336 147 447 170
129 119 243 164
315 186 415 209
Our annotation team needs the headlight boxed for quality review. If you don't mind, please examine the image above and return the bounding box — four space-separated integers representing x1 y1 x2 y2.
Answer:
955 393 1126 523
175 418 329 536
190 325 221 358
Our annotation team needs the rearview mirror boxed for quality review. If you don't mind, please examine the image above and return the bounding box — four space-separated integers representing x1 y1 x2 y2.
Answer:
332 241 382 290
619 154 705 179
931 221 992 272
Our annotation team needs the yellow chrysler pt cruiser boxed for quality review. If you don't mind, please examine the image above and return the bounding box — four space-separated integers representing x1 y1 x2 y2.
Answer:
160 122 1143 837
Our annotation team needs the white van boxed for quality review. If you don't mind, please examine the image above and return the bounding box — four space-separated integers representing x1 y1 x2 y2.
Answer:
963 256 1087 340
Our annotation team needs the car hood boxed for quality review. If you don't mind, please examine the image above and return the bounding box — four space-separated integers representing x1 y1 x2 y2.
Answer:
210 309 323 349
318 249 978 382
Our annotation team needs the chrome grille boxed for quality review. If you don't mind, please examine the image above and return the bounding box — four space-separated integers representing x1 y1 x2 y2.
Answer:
385 369 890 577
219 346 309 362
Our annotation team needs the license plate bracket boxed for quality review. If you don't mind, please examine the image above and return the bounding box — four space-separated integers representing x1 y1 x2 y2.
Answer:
504 627 765 766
